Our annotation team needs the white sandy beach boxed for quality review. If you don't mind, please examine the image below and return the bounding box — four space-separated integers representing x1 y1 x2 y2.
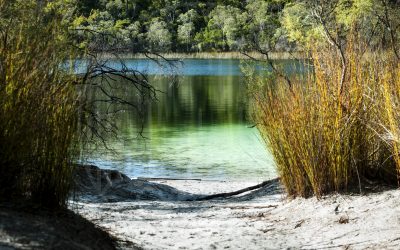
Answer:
74 177 400 250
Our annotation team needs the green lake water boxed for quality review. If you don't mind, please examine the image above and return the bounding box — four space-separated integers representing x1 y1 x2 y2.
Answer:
83 59 286 181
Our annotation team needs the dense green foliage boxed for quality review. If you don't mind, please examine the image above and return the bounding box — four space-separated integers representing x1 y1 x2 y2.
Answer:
73 0 292 53
73 0 400 55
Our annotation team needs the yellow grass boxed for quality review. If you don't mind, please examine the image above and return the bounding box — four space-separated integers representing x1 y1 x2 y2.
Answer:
251 40 400 197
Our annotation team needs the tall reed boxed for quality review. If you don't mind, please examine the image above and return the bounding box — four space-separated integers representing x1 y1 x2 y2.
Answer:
251 39 400 197
0 0 79 207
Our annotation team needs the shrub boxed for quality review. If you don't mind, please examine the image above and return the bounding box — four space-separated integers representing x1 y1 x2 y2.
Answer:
251 40 400 197
0 0 79 207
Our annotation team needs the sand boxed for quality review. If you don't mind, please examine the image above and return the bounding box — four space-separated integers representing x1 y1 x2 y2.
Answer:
74 177 400 250
0 203 121 250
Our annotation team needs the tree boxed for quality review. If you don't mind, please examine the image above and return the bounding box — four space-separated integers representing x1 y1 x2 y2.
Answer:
200 5 246 50
281 2 320 46
243 0 283 51
147 18 172 51
103 0 125 19
281 0 400 91
77 0 101 15
177 9 199 51
281 0 400 50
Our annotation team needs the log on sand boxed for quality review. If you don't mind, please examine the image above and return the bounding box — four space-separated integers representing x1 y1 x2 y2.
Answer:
187 178 280 201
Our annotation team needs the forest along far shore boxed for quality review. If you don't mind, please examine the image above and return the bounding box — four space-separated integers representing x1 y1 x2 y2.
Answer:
97 51 303 60
3 0 400 249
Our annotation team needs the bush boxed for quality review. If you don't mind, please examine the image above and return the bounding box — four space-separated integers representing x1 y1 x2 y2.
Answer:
0 0 79 207
251 40 400 197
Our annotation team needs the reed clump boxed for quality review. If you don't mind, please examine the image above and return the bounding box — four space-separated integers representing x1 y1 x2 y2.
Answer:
252 40 400 197
0 0 79 207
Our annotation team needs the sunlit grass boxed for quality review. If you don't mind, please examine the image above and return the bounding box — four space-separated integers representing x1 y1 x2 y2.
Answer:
251 40 400 197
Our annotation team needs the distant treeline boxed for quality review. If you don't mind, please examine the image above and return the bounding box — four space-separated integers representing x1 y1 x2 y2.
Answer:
73 0 400 55
73 0 292 53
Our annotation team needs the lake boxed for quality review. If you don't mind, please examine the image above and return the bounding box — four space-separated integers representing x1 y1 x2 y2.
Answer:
82 59 286 181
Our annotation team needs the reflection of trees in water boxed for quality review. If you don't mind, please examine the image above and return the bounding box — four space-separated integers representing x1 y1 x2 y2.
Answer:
86 73 249 141
145 75 248 126
85 73 274 180
86 59 303 134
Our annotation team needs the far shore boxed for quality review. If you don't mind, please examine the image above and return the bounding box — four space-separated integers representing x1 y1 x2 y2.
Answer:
97 51 304 60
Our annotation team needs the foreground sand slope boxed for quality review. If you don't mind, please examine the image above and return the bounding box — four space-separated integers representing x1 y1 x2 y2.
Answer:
75 175 400 250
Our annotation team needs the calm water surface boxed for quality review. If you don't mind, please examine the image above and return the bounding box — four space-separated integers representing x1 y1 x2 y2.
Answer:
84 59 281 181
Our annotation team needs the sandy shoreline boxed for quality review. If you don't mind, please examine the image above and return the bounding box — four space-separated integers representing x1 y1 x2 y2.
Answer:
2 165 399 249
74 174 400 250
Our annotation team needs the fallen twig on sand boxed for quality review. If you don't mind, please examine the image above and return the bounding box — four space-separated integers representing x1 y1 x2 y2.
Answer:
187 178 279 201
137 177 203 181
219 205 278 209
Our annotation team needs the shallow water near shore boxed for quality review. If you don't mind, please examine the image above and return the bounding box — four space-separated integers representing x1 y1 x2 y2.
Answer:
82 59 298 181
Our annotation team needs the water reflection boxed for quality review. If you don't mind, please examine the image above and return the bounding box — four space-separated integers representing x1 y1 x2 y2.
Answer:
84 59 277 181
